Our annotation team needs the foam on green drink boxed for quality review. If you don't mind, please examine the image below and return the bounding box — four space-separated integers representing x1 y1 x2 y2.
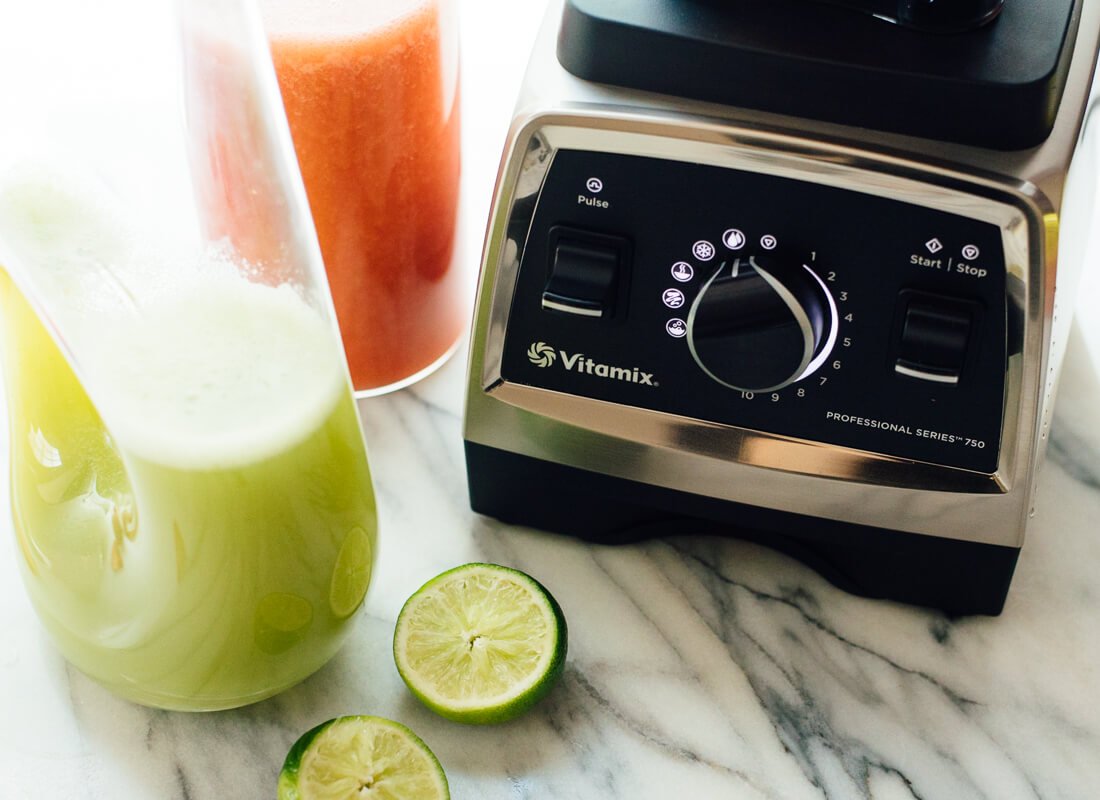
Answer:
0 170 377 710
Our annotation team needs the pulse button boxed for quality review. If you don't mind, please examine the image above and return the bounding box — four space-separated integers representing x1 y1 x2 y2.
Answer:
895 292 977 385
541 227 629 319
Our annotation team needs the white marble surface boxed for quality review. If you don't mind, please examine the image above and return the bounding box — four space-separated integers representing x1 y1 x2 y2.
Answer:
3 2 1100 798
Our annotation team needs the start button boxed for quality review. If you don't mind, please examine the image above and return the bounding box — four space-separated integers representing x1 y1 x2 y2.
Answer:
894 291 979 385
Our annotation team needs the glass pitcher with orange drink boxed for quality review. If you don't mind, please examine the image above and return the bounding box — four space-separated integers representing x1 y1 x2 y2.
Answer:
261 0 464 395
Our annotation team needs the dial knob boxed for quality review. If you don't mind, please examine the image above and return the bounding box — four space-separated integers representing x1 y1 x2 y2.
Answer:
687 254 837 392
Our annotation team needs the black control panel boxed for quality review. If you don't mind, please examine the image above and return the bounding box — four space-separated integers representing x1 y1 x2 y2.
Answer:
500 150 1009 473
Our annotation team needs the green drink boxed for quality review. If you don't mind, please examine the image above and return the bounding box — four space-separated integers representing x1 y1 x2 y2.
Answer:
0 177 377 710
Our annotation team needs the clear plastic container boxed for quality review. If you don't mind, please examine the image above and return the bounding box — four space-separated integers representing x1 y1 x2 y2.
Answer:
0 0 377 710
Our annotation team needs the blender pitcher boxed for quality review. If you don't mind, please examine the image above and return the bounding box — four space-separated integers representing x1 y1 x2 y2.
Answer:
0 0 377 710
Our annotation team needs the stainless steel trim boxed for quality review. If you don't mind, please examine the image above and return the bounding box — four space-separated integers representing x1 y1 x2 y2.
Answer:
477 117 1031 489
465 113 1030 542
477 131 556 389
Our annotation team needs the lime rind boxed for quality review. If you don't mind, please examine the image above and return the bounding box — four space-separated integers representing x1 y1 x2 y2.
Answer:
278 716 448 800
393 563 568 725
278 719 329 800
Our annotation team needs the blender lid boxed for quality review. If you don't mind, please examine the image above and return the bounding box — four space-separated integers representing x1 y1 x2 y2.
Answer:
557 0 1079 150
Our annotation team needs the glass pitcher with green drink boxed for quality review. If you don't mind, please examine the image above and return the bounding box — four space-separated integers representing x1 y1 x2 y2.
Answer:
0 0 377 710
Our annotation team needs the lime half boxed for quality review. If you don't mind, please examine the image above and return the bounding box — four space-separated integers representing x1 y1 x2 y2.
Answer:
393 563 567 724
277 716 448 800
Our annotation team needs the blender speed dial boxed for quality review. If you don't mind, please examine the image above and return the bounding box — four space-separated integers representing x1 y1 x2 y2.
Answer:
686 253 839 392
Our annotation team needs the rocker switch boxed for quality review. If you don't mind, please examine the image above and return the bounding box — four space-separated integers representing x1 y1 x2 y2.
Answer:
895 293 975 385
541 230 626 318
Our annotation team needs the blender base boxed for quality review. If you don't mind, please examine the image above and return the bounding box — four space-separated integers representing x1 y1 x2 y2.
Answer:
466 441 1019 616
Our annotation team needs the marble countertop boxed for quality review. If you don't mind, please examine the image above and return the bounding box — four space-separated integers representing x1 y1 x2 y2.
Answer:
3 2 1100 798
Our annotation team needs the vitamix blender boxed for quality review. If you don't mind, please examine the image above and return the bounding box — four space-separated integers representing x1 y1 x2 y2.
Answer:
463 0 1100 614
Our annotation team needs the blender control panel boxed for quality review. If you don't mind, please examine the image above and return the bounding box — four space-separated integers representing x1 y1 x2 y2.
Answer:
499 150 1009 473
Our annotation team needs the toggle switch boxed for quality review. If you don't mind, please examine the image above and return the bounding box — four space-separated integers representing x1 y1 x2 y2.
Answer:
541 228 628 319
894 292 976 384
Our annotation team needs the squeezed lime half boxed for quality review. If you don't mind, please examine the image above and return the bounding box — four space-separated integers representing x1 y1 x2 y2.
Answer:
277 716 448 800
393 562 567 724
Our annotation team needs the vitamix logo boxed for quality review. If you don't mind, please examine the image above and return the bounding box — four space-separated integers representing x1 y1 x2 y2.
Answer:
526 341 657 386
527 342 556 367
